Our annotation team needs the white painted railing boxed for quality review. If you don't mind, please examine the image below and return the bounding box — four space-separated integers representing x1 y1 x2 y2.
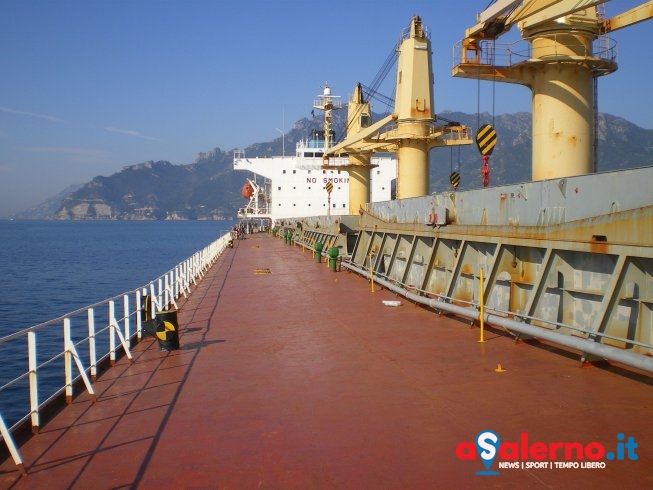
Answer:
0 231 233 472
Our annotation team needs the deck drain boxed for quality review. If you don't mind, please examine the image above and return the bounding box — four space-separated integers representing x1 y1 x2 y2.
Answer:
254 268 272 275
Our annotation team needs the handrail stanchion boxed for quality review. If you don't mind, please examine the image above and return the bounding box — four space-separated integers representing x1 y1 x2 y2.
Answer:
123 295 130 346
109 301 133 363
108 302 116 366
136 290 143 341
0 414 26 475
88 308 97 380
63 317 96 403
28 332 39 431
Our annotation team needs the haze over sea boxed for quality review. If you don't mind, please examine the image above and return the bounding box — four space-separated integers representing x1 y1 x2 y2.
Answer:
0 220 235 426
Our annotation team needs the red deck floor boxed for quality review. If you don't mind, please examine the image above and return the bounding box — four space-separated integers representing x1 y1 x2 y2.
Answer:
1 234 653 489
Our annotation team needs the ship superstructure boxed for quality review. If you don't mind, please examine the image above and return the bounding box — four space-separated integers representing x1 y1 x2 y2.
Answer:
233 86 398 225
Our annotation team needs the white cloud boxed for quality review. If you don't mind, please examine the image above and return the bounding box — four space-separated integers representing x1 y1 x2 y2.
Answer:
0 106 64 123
105 126 159 141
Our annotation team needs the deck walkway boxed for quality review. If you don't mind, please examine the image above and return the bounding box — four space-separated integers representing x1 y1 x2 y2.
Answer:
1 234 653 489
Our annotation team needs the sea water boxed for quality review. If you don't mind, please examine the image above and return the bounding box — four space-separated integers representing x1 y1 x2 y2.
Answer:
0 219 236 426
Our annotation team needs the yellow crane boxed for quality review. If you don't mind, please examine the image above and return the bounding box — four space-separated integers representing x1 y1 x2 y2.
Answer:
453 0 653 181
323 16 472 206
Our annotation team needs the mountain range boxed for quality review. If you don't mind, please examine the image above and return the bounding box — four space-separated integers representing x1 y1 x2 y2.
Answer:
14 111 653 220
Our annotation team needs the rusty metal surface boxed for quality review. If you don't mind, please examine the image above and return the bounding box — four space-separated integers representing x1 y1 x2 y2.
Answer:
2 235 652 489
364 165 653 242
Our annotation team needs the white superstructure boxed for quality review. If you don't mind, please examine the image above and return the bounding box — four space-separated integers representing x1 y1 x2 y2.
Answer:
233 87 397 224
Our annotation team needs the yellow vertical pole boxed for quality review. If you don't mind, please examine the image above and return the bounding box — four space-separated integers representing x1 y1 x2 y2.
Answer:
369 252 375 293
478 267 485 343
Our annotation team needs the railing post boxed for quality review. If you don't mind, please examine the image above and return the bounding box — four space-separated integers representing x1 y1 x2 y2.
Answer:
28 331 39 432
123 294 130 345
0 414 26 475
88 308 97 381
157 278 163 311
64 317 96 403
150 283 160 312
64 318 73 404
164 274 170 309
136 289 143 340
185 259 192 293
108 301 116 366
109 300 133 363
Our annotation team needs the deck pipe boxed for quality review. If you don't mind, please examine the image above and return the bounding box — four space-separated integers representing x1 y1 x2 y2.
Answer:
343 262 653 374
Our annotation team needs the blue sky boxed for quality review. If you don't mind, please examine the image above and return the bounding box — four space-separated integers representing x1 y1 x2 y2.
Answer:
1 0 651 217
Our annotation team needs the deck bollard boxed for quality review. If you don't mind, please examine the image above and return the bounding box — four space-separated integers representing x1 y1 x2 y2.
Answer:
143 310 180 351
314 241 323 263
327 247 339 271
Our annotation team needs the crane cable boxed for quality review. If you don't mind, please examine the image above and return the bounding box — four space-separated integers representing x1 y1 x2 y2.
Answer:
334 33 400 145
475 38 498 188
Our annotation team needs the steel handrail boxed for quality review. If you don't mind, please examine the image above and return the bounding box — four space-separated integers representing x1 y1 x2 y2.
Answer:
0 231 233 472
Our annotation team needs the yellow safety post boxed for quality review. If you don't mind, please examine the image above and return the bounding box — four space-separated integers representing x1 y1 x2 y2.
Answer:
369 252 375 293
478 267 485 343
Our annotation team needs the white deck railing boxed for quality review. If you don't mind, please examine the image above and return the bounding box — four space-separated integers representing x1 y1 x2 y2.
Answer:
0 231 233 473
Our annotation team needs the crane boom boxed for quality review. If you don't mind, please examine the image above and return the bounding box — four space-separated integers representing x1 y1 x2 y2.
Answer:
507 0 606 30
465 0 520 38
603 0 653 32
466 0 610 40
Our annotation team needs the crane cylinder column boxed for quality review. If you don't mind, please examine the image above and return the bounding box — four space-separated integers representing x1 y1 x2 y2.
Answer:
530 31 596 180
347 154 371 214
396 122 430 198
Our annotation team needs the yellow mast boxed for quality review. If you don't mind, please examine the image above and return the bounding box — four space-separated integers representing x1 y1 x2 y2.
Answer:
393 16 434 198
313 85 341 151
324 16 472 201
344 84 373 214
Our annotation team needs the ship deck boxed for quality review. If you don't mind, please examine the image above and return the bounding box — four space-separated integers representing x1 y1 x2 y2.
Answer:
1 234 652 489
